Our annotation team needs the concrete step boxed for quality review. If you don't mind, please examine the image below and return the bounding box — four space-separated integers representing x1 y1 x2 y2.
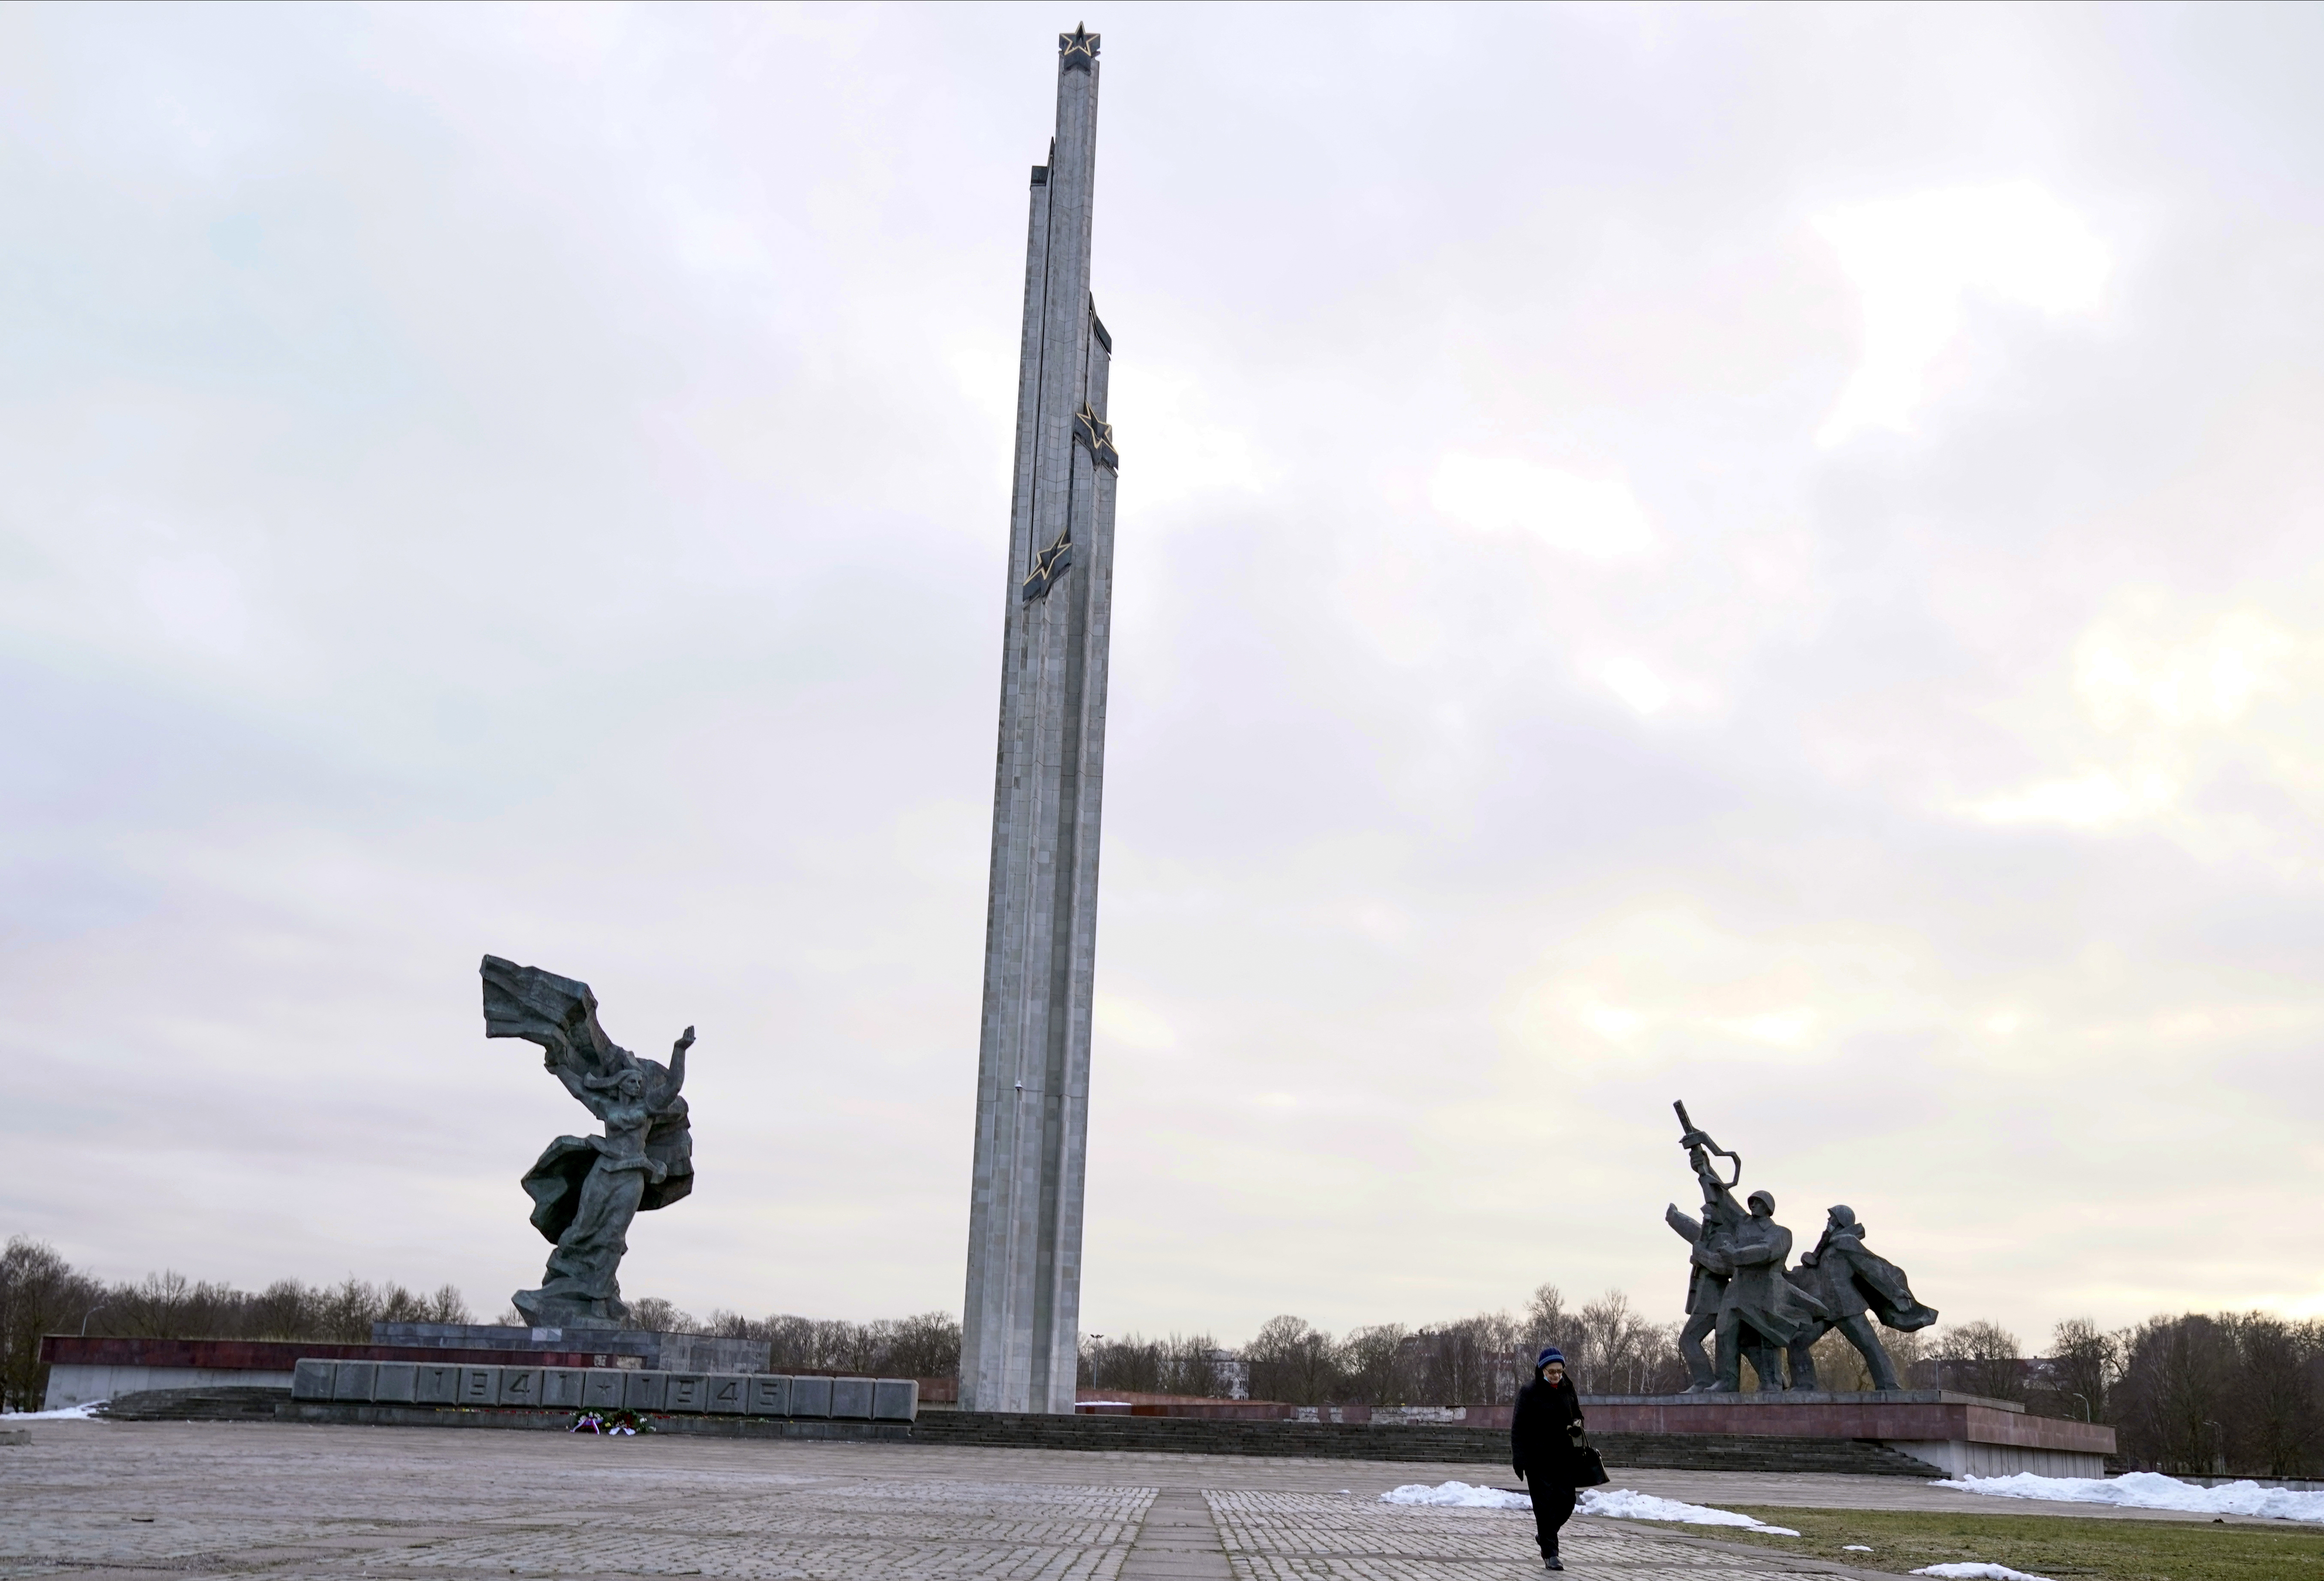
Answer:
100 1387 294 1422
912 1411 1942 1475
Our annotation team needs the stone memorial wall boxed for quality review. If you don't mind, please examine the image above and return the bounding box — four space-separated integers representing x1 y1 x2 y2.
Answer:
290 1358 918 1422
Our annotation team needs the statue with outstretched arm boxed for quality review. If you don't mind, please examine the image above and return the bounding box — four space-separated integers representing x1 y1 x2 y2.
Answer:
1668 1103 1823 1391
481 955 698 1329
1665 1198 1733 1392
1665 1109 1749 1391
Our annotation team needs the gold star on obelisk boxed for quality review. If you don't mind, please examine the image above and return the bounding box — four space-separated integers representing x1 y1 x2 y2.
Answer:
1022 529 1074 603
1073 404 1118 470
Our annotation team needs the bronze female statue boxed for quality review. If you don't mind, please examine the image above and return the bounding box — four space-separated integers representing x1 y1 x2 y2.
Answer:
481 955 696 1328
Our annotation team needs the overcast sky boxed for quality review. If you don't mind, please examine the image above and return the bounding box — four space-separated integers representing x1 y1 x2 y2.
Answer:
6 2 2322 1351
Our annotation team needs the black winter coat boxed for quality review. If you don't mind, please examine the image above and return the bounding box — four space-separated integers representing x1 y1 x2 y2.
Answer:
1509 1372 1584 1482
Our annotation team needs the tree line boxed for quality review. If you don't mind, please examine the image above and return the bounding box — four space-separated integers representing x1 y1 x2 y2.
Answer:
10 1235 2321 1473
0 1237 472 1411
1930 1312 2324 1478
687 1305 963 1381
0 1237 962 1411
1081 1285 1917 1407
1084 1291 2324 1476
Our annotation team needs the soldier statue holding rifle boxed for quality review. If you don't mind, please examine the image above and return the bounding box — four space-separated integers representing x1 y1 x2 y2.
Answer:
1662 1103 1935 1392
1664 1103 1825 1390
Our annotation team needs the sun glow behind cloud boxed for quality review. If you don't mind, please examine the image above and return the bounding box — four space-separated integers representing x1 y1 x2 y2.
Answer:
1814 181 2112 445
1429 454 1656 559
1960 601 2324 840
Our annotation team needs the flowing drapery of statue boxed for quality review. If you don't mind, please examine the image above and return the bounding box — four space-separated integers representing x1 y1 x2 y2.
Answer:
481 955 696 1328
1663 1101 1935 1391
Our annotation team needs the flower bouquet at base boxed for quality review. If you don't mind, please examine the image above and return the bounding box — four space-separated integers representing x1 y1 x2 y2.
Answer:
569 1408 655 1435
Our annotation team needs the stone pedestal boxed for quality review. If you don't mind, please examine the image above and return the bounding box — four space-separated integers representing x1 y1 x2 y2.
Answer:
1578 1390 2116 1478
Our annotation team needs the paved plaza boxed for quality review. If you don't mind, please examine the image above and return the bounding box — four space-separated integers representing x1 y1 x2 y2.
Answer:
0 1419 2214 1581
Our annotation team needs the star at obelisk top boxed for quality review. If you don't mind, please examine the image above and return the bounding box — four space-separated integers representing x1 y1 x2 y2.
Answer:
959 23 1121 1415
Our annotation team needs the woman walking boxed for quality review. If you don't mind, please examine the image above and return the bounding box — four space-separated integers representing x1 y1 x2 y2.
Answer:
1510 1346 1584 1570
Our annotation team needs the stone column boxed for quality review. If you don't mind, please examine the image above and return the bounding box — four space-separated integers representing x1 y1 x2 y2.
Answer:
960 25 1119 1416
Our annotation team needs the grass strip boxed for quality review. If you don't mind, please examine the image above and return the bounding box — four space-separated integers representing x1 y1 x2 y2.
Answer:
1659 1504 2324 1581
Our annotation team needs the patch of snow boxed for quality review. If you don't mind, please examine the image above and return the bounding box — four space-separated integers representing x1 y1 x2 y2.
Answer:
1578 1488 1800 1535
1381 1481 1531 1509
1 1401 106 1420
1377 1481 1801 1536
1940 1470 2324 1524
1910 1565 2057 1581
1844 1544 1873 1551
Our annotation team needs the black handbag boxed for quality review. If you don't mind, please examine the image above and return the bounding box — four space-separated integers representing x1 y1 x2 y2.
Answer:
1571 1426 1611 1488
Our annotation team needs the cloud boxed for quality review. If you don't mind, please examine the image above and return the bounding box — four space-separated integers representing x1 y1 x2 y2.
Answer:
1961 766 2179 830
1429 454 1656 559
1094 993 1177 1052
6 4 2324 1349
1814 181 2112 445
1961 599 2324 843
1600 656 1674 716
2075 606 2298 732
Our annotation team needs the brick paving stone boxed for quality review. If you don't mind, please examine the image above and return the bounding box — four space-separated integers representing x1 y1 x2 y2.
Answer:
0 1423 1910 1581
1204 1491 1857 1580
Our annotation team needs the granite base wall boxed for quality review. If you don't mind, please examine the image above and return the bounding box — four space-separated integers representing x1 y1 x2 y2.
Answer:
279 1402 911 1441
370 1324 770 1375
1890 1439 2110 1478
45 1365 294 1411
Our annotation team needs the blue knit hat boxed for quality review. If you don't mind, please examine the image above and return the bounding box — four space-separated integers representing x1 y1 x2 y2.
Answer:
1536 1346 1564 1369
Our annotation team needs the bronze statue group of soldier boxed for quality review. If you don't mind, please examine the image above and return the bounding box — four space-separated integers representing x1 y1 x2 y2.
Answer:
1663 1103 1937 1393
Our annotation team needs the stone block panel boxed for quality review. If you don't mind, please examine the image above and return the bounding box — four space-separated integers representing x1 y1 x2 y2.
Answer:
291 1359 334 1401
495 1368 545 1408
831 1378 874 1419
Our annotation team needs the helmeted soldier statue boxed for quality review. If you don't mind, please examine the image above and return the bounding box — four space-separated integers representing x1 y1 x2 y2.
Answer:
1713 1188 1827 1392
1782 1204 1938 1390
1666 1108 1824 1391
1664 1192 1736 1390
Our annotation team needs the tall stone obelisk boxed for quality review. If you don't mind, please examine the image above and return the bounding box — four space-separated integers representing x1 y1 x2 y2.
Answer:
960 23 1120 1416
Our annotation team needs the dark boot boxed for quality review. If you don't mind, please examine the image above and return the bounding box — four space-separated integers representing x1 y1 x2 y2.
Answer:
1544 1533 1563 1570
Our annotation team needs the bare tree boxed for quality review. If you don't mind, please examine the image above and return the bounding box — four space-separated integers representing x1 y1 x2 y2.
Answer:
2042 1317 2118 1422
1522 1284 1566 1354
0 1238 102 1412
1244 1315 1342 1405
1336 1324 1409 1405
2113 1312 2324 1476
1934 1320 2025 1402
